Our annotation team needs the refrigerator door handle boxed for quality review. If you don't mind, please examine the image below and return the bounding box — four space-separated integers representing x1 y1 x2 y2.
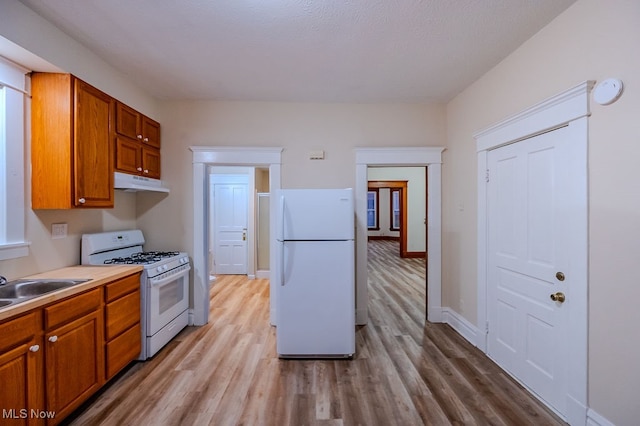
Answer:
280 195 285 286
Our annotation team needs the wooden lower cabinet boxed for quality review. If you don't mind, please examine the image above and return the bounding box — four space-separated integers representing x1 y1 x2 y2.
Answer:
0 312 45 426
104 274 141 379
44 288 103 425
0 272 141 425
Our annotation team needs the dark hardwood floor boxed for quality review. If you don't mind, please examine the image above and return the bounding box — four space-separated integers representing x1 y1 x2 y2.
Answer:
66 240 565 425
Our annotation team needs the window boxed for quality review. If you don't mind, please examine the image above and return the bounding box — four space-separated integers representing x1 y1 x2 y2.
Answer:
367 189 379 230
0 57 29 260
390 189 400 231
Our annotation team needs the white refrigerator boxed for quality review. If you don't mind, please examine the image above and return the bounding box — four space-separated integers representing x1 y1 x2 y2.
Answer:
276 188 356 358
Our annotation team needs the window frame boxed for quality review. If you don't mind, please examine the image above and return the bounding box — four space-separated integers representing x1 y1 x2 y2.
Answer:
390 188 401 231
366 188 379 230
0 57 30 260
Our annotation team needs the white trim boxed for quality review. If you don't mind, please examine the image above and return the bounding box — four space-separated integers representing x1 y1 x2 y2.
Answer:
0 59 28 259
442 307 479 346
476 81 592 426
475 81 595 152
586 409 615 426
355 147 444 325
256 270 270 279
0 241 30 260
0 56 29 93
190 146 283 326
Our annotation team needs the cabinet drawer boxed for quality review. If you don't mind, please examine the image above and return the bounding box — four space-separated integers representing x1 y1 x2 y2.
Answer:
0 311 41 352
106 323 140 379
105 290 140 340
105 273 140 302
44 288 102 330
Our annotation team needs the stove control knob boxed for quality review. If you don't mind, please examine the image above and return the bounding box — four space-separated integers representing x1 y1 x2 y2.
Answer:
156 266 163 273
163 265 169 271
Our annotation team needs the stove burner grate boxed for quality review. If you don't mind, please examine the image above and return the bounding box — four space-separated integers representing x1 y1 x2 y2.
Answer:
103 251 181 265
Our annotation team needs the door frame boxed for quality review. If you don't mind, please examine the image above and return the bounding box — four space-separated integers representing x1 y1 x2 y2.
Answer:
475 81 594 424
355 147 444 324
190 147 283 326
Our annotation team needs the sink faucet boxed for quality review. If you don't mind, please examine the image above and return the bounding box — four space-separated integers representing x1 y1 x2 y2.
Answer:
0 276 7 285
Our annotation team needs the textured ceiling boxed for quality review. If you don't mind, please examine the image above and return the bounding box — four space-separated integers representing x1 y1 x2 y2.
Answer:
17 0 576 103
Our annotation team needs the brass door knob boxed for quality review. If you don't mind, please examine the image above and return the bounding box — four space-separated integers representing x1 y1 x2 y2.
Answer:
556 272 565 281
550 292 566 303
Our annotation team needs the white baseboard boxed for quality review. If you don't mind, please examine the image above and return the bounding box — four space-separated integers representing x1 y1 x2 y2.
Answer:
442 307 479 347
587 408 615 426
256 270 270 279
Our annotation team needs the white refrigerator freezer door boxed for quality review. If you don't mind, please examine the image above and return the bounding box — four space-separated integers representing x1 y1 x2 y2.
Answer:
276 240 355 357
279 189 354 241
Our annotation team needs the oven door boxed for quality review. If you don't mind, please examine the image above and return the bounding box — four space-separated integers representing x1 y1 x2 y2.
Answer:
147 266 190 336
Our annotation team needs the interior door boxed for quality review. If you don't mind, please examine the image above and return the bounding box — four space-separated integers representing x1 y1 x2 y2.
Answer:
213 181 248 274
487 126 573 415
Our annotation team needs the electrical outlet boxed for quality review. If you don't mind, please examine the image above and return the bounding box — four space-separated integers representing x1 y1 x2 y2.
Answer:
51 223 67 239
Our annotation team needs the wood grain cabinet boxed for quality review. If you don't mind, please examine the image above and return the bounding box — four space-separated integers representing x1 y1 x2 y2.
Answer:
115 101 161 179
0 271 142 425
44 288 104 424
104 274 141 380
0 312 45 426
31 73 115 209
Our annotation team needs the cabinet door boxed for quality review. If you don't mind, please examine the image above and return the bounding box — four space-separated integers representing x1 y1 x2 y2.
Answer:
115 136 142 175
141 116 161 149
73 79 114 208
45 309 104 423
0 313 44 426
141 147 161 179
115 102 141 140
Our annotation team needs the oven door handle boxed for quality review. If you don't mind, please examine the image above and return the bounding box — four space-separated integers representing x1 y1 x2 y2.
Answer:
149 267 190 287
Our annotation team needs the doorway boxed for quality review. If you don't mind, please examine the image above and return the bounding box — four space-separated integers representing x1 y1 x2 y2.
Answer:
190 147 283 327
355 147 444 325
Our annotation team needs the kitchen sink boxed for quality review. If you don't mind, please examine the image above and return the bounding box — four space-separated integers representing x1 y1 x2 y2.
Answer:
0 279 90 306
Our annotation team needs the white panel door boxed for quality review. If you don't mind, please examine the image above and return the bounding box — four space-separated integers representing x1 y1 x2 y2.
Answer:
213 183 248 274
487 127 573 415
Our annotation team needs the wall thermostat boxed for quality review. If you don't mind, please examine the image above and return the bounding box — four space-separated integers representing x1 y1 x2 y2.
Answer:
593 78 623 105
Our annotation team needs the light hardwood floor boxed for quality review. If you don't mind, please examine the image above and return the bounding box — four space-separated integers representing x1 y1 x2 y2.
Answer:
66 240 565 425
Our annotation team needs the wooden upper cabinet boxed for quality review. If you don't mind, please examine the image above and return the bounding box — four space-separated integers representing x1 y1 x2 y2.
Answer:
115 101 161 178
31 73 115 209
115 102 141 140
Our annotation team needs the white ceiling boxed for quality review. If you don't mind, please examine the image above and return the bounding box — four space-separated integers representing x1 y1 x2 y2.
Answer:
17 0 576 103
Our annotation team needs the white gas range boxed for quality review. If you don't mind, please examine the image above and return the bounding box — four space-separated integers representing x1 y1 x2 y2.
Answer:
81 230 190 360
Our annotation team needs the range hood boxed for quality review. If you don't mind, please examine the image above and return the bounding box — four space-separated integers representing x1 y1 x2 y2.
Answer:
114 172 170 193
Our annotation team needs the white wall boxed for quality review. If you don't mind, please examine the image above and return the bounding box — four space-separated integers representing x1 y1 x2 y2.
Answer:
444 0 640 424
0 0 157 279
367 167 427 252
137 101 445 254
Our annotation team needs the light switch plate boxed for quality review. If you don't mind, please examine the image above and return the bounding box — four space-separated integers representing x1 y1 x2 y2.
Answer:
52 223 67 239
309 150 325 160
